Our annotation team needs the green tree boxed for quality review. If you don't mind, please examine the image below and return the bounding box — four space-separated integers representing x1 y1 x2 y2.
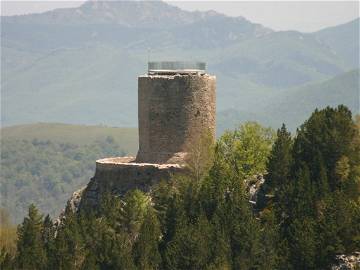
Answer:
164 214 212 270
292 105 360 193
133 207 161 270
120 190 151 241
277 105 360 269
206 214 232 270
16 204 47 270
266 124 293 190
224 179 262 270
258 124 293 210
53 211 85 269
288 218 317 270
216 122 275 180
42 215 56 268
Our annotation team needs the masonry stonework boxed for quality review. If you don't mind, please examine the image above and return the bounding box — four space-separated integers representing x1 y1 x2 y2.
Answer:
79 157 185 209
74 63 216 210
136 73 216 164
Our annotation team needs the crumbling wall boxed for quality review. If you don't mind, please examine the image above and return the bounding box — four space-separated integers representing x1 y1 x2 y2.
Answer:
79 157 186 209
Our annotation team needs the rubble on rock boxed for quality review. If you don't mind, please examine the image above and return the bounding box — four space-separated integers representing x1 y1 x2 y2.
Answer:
331 252 360 270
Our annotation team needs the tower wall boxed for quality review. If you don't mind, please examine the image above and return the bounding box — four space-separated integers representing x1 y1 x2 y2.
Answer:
136 73 216 164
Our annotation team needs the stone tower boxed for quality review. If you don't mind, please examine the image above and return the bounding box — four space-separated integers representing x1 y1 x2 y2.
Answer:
78 61 216 209
136 61 216 164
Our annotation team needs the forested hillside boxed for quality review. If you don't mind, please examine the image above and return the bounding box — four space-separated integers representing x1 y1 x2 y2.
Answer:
1 106 359 270
0 124 137 223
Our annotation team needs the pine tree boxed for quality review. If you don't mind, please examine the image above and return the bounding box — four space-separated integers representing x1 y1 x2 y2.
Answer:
120 190 151 241
53 211 85 269
280 165 317 269
222 176 262 269
266 124 293 189
316 194 345 268
288 218 317 270
292 105 359 192
42 214 56 268
164 214 212 270
257 210 281 270
133 207 161 270
16 204 47 270
206 214 232 270
258 124 292 210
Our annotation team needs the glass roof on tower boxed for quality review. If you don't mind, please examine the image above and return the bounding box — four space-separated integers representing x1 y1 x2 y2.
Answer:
148 61 206 75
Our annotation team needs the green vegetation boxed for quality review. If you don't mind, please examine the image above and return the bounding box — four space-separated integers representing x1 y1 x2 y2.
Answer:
1 124 137 224
1 123 138 152
2 106 359 269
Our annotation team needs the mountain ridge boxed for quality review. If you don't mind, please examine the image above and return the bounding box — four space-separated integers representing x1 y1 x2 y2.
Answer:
1 1 358 129
1 0 269 31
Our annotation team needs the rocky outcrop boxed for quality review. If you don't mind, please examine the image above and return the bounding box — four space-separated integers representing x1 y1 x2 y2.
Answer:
66 186 86 213
244 174 265 205
331 252 360 270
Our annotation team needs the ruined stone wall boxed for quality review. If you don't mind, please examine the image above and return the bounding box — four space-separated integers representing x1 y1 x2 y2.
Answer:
136 73 216 164
79 157 186 209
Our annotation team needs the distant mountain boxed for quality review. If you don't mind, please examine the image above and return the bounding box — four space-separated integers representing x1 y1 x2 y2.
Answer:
1 0 272 52
314 18 359 68
266 69 360 129
1 0 359 130
2 0 218 27
218 69 359 133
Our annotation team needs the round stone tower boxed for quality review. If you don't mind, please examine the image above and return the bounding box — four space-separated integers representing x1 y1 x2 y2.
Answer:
78 61 216 210
136 61 216 164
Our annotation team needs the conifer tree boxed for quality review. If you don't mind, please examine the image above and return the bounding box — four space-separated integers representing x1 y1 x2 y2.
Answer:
16 204 47 270
226 182 262 270
42 215 57 266
280 105 360 269
266 124 292 190
206 214 232 270
292 105 359 192
164 213 212 270
120 190 151 241
257 209 281 270
53 211 85 269
133 207 161 270
288 218 317 270
258 124 292 211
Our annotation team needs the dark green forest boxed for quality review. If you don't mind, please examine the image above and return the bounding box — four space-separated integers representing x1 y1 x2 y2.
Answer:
1 106 360 269
1 135 128 223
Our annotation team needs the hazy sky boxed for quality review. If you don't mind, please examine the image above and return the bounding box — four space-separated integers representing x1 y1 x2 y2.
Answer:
1 0 359 32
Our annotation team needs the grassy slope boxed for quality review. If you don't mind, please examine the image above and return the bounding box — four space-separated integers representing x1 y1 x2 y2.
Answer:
1 123 138 155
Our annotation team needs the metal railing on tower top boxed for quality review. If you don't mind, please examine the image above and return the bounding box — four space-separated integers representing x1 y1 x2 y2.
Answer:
148 61 206 75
